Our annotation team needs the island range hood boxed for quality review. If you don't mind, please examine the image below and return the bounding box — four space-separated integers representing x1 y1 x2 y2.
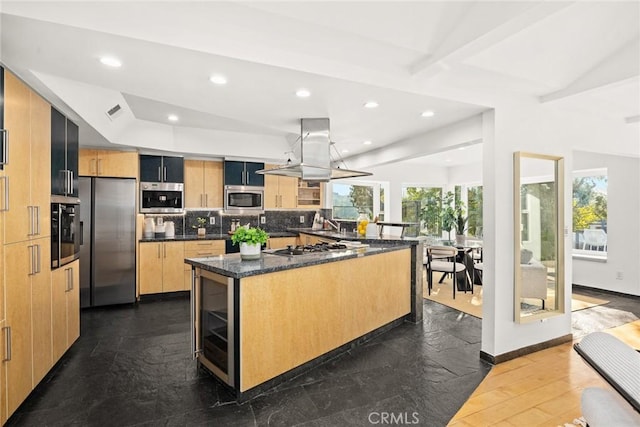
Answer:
256 118 372 182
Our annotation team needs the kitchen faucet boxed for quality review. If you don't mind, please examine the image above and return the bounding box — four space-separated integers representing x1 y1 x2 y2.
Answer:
325 219 340 231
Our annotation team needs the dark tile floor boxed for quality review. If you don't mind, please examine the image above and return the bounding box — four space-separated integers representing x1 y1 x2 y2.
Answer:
7 297 490 427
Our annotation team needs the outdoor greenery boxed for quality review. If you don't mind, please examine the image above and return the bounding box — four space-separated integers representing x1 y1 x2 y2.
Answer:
231 226 269 246
467 186 483 237
521 182 555 261
332 184 374 219
402 187 442 236
572 176 607 232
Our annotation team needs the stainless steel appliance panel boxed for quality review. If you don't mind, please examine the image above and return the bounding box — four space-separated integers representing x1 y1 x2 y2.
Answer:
93 178 136 306
78 177 92 308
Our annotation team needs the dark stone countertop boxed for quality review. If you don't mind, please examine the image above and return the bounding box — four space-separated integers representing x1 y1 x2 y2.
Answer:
140 231 297 243
185 244 411 279
290 228 421 246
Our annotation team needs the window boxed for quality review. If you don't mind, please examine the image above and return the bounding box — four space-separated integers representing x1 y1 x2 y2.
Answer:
401 186 442 237
467 186 483 238
572 171 608 258
332 183 374 220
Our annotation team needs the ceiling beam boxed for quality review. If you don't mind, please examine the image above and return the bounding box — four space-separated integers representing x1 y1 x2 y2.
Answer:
540 38 640 103
409 2 574 78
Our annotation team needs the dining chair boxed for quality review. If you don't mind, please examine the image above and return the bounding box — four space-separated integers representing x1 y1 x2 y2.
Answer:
582 229 607 251
425 246 467 299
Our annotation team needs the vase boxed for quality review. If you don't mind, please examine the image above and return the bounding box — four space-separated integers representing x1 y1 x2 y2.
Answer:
197 227 206 237
456 234 466 245
240 242 261 260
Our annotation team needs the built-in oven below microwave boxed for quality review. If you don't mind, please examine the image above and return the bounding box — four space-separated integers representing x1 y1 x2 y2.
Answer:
140 182 184 213
224 185 264 213
51 195 81 269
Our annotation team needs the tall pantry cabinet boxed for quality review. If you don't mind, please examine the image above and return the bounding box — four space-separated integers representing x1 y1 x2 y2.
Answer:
1 69 57 423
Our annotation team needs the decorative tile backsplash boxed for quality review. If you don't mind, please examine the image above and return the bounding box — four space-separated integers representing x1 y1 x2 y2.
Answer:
150 208 333 235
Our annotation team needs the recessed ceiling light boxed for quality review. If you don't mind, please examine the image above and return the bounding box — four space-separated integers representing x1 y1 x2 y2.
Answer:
364 101 379 109
421 110 435 117
342 149 349 153
209 74 227 85
445 159 452 163
99 56 122 68
168 114 179 122
363 140 372 145
296 88 311 98
458 147 465 151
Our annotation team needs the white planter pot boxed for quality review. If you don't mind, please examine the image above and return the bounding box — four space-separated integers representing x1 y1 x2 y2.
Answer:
240 242 261 260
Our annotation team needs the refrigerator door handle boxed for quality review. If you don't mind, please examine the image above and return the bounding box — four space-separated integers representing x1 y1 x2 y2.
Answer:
80 221 84 245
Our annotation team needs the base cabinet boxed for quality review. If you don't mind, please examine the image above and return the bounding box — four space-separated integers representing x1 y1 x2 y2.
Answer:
52 260 80 362
139 241 185 294
183 240 225 290
267 237 298 249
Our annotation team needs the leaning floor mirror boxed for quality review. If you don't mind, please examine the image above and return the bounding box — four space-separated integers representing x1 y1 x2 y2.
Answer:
514 152 565 323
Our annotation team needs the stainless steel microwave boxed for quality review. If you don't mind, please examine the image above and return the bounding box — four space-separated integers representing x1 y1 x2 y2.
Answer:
140 182 184 213
224 185 264 213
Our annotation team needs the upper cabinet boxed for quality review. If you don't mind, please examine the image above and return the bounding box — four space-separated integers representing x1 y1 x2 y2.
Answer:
184 159 223 208
263 164 298 209
51 107 78 197
4 70 51 245
0 67 7 169
79 149 138 178
140 154 184 183
224 160 264 187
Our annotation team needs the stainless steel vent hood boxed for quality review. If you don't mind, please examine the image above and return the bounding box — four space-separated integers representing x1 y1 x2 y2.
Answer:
256 118 372 182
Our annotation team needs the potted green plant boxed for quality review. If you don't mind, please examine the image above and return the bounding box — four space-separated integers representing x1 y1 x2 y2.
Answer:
231 226 269 260
192 217 207 236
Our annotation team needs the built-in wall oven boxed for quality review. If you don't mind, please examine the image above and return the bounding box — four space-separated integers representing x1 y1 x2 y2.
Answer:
51 195 81 269
192 268 235 387
140 182 184 213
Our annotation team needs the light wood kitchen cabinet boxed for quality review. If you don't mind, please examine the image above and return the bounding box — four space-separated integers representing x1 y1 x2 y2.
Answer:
264 164 298 208
266 237 298 249
184 160 223 208
183 240 225 290
52 260 80 363
3 72 51 245
4 241 36 417
139 241 185 294
0 319 6 425
79 149 138 178
297 233 335 246
31 238 52 386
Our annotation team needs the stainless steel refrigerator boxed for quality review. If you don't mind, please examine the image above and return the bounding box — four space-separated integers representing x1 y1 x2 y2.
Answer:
79 177 136 307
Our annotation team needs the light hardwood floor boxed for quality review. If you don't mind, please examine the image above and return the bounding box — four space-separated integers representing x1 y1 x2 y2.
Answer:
449 321 640 426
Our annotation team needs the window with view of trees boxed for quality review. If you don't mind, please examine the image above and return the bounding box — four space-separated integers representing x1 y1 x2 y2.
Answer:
332 183 374 220
401 187 442 237
467 186 483 238
573 172 608 256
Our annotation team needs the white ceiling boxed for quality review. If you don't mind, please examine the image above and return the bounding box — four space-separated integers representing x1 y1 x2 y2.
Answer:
1 1 638 167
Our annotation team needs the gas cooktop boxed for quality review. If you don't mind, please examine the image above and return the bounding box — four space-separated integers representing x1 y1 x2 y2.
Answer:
269 242 349 256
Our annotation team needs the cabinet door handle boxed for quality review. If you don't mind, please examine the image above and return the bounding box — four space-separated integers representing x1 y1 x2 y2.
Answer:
0 129 8 165
97 159 102 175
205 194 208 207
0 176 8 211
28 245 35 275
65 268 70 292
35 206 40 235
35 244 41 274
2 326 11 361
163 167 167 182
157 244 161 258
91 158 97 174
158 166 162 182
163 244 167 258
70 171 74 194
70 267 74 291
28 206 34 236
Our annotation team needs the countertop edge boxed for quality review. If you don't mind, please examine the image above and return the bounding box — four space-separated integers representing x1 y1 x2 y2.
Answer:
185 245 411 279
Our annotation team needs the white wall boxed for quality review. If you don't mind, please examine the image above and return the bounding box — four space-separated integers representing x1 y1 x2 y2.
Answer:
572 150 640 296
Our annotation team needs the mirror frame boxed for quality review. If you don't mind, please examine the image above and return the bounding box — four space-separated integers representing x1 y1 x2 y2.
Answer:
513 152 565 323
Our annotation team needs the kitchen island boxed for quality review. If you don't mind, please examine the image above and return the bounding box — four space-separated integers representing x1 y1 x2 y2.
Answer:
185 240 421 399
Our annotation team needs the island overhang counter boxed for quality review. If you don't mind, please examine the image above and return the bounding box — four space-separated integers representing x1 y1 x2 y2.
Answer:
185 241 422 398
